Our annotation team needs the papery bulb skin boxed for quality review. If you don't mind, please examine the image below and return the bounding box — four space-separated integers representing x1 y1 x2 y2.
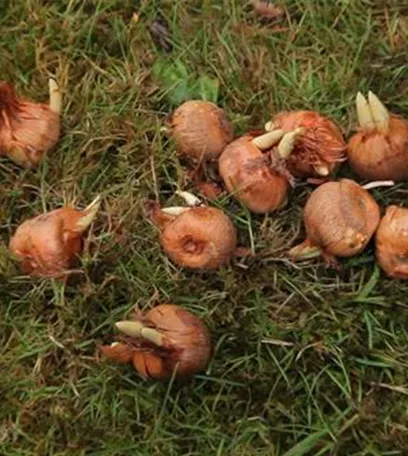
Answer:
0 80 61 167
348 116 408 181
100 343 134 364
101 304 212 380
348 91 408 181
219 136 289 213
290 179 380 261
170 100 233 162
160 206 237 270
271 110 346 177
9 197 100 279
376 206 408 279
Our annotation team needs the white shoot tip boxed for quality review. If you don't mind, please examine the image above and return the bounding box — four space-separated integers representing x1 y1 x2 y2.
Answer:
252 129 285 150
175 190 202 206
362 180 394 190
115 321 143 338
161 206 190 216
115 321 163 346
75 195 101 232
277 130 300 159
140 327 164 346
264 121 275 132
356 92 374 130
48 78 62 114
314 165 330 177
368 91 390 132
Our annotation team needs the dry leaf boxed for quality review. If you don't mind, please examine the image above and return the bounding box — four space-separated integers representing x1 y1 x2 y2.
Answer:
148 17 173 52
251 0 285 22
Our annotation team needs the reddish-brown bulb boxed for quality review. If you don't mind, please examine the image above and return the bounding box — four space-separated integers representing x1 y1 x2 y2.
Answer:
376 206 408 279
0 79 61 167
148 201 237 270
289 179 380 264
219 129 302 213
169 100 233 162
268 110 346 178
348 91 408 181
100 304 212 380
9 196 100 279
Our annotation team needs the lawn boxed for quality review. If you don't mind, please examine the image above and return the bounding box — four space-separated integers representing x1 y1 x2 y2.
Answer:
1 0 408 455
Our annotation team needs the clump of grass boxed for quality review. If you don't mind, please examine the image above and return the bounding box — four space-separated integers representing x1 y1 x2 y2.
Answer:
1 1 408 455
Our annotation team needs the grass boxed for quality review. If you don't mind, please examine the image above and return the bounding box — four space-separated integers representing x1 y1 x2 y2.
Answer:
1 0 408 454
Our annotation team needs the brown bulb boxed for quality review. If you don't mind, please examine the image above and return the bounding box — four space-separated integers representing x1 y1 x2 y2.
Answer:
100 304 212 380
376 206 408 279
267 110 346 178
348 91 408 181
169 100 233 162
219 129 302 213
289 179 380 263
148 202 237 270
0 79 61 167
9 196 100 279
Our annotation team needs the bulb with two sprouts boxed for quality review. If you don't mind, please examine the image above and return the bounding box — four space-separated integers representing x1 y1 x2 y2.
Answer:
348 91 408 181
147 191 238 270
264 110 346 178
0 79 61 167
9 196 100 279
219 128 303 213
100 304 212 380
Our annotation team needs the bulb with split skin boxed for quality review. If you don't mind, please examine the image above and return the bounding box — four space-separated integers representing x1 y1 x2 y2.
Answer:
289 179 381 265
219 128 302 213
9 196 100 279
100 304 212 380
264 110 346 178
168 100 233 163
0 79 62 167
348 91 408 181
146 194 238 270
376 206 408 279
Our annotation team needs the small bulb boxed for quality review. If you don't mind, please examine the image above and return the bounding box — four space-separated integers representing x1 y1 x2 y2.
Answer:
9 197 100 279
101 304 212 380
169 100 233 162
0 80 61 167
